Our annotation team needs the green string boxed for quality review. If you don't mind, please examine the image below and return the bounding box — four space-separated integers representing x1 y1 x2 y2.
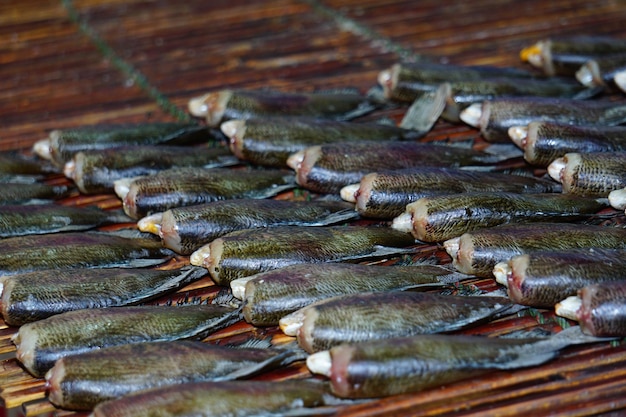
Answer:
61 0 192 122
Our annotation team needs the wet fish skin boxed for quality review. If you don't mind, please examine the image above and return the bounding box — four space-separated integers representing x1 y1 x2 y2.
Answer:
190 225 416 286
35 123 218 167
284 291 514 353
289 141 508 194
504 248 626 308
445 223 626 277
0 183 72 205
548 151 626 197
308 326 610 398
13 304 239 377
577 281 626 337
67 145 238 194
345 168 561 219
0 204 130 238
519 122 626 166
0 266 208 326
396 192 607 242
0 232 173 277
45 340 302 410
156 198 359 255
236 263 460 326
118 167 296 219
223 116 425 168
188 88 378 127
89 379 333 417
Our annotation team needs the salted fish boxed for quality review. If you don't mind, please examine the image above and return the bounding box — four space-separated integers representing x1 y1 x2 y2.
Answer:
279 291 515 353
0 204 130 238
231 263 465 326
496 248 626 308
307 326 613 398
548 151 626 197
115 167 296 219
221 116 426 168
46 340 305 410
509 121 626 167
576 52 626 89
33 122 217 168
65 144 239 194
444 223 626 277
190 225 416 286
460 96 626 143
557 281 626 337
0 231 173 277
13 304 240 377
188 88 379 126
287 141 509 194
392 192 606 242
0 183 72 205
89 379 335 417
341 168 560 219
144 198 359 255
0 266 208 326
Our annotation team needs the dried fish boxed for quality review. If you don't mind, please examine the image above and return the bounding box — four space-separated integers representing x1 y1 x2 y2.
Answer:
0 231 173 277
557 281 626 337
279 291 516 353
0 204 130 238
520 35 626 76
307 326 612 398
114 167 296 219
548 151 626 197
392 192 606 242
65 144 239 194
287 141 509 194
13 304 239 377
0 152 58 182
231 263 464 326
89 379 335 417
576 52 626 88
142 199 359 255
0 183 72 205
190 225 416 286
509 121 626 167
188 88 378 126
46 340 304 410
341 168 560 219
379 62 536 102
460 96 626 143
33 122 217 168
444 223 626 277
221 116 425 168
493 248 626 308
0 266 208 326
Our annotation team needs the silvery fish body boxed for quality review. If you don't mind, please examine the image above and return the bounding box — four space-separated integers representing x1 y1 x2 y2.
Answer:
395 192 606 242
0 266 208 325
0 204 130 238
345 168 560 219
503 248 626 308
46 340 303 410
548 151 626 197
190 225 416 286
444 223 626 277
0 183 72 205
236 263 462 326
117 167 296 219
13 304 239 377
66 144 239 194
223 116 425 168
155 198 359 255
283 291 515 353
0 232 173 277
289 141 507 194
35 122 217 167
575 281 626 337
89 379 334 417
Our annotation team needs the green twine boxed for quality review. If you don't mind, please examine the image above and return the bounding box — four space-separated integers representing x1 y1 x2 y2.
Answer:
61 0 191 122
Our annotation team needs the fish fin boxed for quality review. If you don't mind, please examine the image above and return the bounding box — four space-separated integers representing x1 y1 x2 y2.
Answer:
202 155 241 169
210 289 242 308
491 351 559 370
291 209 360 226
372 117 398 126
399 83 448 132
482 143 524 160
124 258 172 268
572 86 605 99
334 245 417 262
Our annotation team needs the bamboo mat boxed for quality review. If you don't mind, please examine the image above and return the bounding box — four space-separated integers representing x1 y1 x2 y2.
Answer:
2 0 626 416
